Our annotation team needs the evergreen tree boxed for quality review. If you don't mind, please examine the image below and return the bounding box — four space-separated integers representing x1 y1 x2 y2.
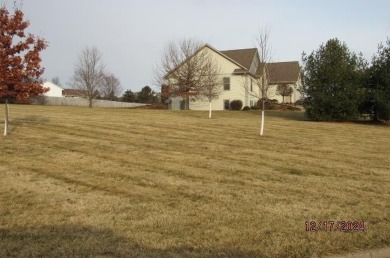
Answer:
137 86 158 103
122 90 137 102
301 38 366 121
361 39 390 121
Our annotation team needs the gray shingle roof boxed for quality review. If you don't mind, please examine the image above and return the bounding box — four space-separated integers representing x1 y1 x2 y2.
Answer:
220 48 258 69
267 61 300 84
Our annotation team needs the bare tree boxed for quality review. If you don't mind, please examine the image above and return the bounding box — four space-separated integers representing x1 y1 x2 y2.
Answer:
155 38 219 110
71 46 105 108
256 28 273 136
101 73 122 101
51 76 61 86
244 27 273 136
276 83 293 103
200 59 221 118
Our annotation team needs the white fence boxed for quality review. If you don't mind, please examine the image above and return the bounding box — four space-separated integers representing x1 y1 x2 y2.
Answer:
32 96 149 108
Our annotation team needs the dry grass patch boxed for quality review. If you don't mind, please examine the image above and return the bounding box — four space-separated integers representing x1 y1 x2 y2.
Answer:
0 105 389 257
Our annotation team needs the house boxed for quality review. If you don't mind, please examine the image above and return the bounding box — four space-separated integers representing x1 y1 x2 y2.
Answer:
62 89 84 98
266 61 302 103
43 83 105 100
164 44 302 110
41 82 89 98
42 81 64 97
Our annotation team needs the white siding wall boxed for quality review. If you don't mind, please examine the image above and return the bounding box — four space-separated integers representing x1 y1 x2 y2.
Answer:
249 56 259 74
294 77 303 101
189 47 259 111
43 82 64 97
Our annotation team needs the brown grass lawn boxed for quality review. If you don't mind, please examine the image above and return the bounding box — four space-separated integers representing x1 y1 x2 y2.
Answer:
0 105 389 257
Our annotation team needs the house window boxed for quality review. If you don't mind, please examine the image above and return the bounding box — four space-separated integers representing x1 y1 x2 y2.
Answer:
250 79 253 92
223 77 230 91
224 100 230 110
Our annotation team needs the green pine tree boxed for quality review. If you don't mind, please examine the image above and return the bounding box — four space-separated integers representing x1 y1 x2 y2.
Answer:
361 39 390 121
301 38 366 121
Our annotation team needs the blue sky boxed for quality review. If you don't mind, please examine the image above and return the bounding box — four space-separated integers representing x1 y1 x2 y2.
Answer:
16 0 390 92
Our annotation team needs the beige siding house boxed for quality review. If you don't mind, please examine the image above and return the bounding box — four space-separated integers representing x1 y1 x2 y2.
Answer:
187 45 260 110
266 62 302 103
165 44 301 110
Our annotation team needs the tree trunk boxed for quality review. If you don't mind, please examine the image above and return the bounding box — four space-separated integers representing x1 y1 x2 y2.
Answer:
89 98 93 108
4 99 9 136
373 107 379 122
260 99 265 136
208 102 212 119
186 95 190 110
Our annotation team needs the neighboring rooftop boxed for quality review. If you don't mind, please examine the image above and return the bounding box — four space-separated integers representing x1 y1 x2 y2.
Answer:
267 61 300 84
221 48 300 84
63 89 84 97
220 48 258 69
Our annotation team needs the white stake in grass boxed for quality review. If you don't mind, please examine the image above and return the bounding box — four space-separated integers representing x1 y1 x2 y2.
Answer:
260 110 264 136
209 102 212 119
4 99 9 136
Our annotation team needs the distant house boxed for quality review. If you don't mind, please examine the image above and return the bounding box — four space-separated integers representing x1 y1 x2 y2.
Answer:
164 44 301 110
62 89 84 98
42 82 64 97
41 83 89 98
267 61 302 103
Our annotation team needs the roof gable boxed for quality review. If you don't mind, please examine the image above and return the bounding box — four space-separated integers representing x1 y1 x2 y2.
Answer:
220 48 258 70
164 44 247 79
202 44 249 70
43 81 64 90
163 44 300 83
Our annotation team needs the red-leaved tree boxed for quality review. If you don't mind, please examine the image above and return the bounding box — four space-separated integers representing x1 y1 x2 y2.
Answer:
0 6 48 136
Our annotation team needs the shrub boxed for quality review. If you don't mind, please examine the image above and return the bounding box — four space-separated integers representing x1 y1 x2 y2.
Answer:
294 99 304 106
242 106 250 111
230 100 243 111
264 101 278 110
257 99 276 110
255 99 302 111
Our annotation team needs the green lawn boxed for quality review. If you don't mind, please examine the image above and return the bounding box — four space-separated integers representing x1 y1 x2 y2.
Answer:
0 105 389 257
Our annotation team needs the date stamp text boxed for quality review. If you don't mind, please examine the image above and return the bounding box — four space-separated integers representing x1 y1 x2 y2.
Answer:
305 221 365 232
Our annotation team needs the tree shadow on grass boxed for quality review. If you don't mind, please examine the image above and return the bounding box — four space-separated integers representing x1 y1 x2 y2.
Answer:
351 120 390 127
0 224 266 257
248 111 390 126
247 110 309 122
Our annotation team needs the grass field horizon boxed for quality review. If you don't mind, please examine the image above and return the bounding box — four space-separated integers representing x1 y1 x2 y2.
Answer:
1 105 389 257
